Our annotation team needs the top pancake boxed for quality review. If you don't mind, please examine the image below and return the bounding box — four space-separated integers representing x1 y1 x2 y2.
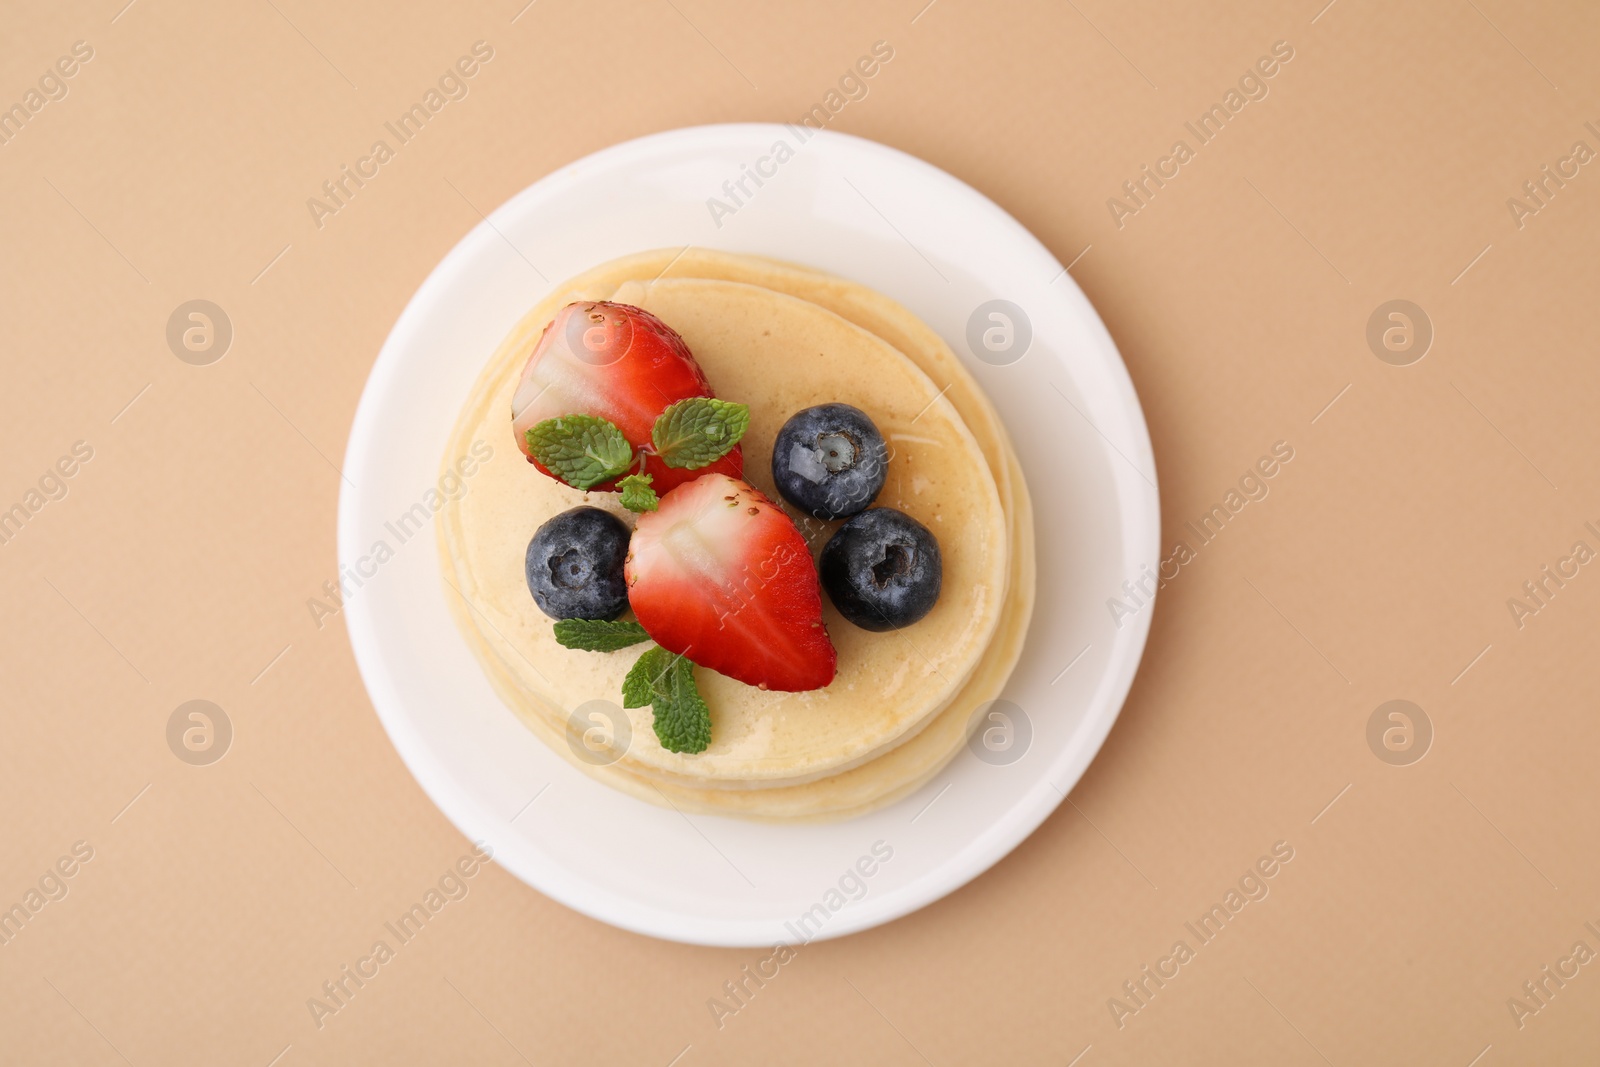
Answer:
442 275 1008 784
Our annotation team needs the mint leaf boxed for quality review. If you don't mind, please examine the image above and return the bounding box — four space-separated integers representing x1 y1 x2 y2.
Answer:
620 646 712 752
525 414 634 490
553 618 651 652
622 646 672 709
651 398 750 470
653 655 712 754
617 473 659 512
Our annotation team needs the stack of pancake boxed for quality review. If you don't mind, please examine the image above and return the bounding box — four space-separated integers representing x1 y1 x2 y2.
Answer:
438 249 1034 820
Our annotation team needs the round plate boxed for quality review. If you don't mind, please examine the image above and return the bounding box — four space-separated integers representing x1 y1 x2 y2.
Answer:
340 124 1159 946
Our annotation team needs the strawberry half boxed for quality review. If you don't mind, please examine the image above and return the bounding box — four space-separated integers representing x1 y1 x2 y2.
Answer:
626 473 837 692
512 301 743 494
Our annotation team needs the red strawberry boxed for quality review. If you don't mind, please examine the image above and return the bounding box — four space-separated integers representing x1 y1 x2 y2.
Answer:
512 301 743 494
626 473 836 692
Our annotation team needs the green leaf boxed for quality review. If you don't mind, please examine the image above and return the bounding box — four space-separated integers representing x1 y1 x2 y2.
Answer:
617 473 659 512
622 646 672 709
619 647 712 753
553 618 651 652
525 414 634 490
651 398 750 470
653 655 712 754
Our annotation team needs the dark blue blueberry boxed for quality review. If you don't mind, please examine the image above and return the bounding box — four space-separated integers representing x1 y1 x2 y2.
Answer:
771 403 888 520
525 506 631 621
819 508 942 631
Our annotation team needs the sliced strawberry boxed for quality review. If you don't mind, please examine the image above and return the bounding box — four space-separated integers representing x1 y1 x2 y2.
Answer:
626 473 836 692
512 302 743 494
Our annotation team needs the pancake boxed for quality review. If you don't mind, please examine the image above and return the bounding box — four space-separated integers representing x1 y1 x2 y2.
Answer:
443 276 1008 786
438 250 1035 817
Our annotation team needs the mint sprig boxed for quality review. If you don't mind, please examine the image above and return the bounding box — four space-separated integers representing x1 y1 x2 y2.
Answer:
656 656 712 753
621 646 667 709
525 414 634 490
617 473 659 512
553 618 651 652
621 646 711 754
651 398 749 470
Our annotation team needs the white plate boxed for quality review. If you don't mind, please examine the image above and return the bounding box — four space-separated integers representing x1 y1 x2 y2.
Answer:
341 124 1159 946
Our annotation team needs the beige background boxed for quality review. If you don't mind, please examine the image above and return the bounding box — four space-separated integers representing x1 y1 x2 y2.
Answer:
2 0 1598 1063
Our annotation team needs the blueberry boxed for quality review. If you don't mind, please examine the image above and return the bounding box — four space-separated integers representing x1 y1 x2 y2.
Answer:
771 403 888 520
819 508 942 631
525 506 631 621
